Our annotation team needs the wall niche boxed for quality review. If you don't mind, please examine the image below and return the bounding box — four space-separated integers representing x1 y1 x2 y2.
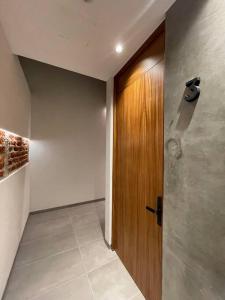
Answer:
0 129 29 179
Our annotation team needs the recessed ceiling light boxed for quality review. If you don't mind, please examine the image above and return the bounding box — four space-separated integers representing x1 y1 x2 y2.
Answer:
115 43 123 54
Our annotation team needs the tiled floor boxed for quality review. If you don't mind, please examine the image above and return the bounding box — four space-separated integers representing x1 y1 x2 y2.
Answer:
3 200 145 300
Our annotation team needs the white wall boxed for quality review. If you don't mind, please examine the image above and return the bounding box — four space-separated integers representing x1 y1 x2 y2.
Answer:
105 78 114 245
21 58 106 212
0 24 31 298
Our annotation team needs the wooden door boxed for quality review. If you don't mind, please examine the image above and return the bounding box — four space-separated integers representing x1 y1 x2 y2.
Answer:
112 25 164 300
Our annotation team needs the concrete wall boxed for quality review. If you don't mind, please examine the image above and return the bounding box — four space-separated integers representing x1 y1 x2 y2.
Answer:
163 1 225 299
21 58 106 212
0 24 31 298
105 78 114 245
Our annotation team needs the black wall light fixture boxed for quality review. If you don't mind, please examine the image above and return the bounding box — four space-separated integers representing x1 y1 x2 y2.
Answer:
185 77 201 102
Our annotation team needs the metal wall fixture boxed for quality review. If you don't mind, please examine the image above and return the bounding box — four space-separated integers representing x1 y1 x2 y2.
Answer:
185 77 201 102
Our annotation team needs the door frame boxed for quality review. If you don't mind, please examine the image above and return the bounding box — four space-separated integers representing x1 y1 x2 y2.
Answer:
111 21 165 296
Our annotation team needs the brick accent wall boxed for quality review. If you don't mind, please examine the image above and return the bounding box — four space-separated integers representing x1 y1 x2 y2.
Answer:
0 129 29 178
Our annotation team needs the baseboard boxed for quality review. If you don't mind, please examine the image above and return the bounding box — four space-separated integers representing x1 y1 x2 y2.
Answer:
30 198 105 215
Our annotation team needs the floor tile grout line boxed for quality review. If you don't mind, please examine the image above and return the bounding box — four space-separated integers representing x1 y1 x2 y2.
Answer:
68 204 118 299
79 208 98 299
86 256 119 275
28 273 89 300
16 211 80 269
70 212 104 248
5 202 143 300
85 256 140 300
75 209 118 274
21 223 72 245
23 206 100 246
86 271 96 300
68 211 88 272
26 200 104 232
24 204 102 244
71 217 113 274
71 212 105 250
68 212 95 299
26 259 122 300
23 212 89 300
77 239 116 274
20 226 75 246
26 205 108 300
12 255 133 300
14 245 79 270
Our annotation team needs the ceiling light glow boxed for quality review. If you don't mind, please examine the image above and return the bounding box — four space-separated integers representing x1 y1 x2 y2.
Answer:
115 43 123 54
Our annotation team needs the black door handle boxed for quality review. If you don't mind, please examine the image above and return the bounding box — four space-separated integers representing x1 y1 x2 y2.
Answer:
146 196 163 226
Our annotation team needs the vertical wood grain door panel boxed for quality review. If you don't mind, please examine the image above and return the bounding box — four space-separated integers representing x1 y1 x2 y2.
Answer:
113 28 164 300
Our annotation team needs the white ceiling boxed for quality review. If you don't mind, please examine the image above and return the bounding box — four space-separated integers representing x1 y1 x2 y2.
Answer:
0 0 175 81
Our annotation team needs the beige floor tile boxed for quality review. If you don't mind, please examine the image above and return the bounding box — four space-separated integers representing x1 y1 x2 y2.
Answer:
4 201 144 300
130 293 145 300
80 239 116 272
88 258 139 300
3 249 84 300
71 212 99 229
75 221 104 246
15 229 77 267
95 201 105 231
31 275 93 300
68 203 97 217
95 200 105 212
22 216 71 243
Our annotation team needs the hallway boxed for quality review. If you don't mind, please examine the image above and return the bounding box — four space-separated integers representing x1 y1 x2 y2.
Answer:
1 1 225 299
3 200 144 300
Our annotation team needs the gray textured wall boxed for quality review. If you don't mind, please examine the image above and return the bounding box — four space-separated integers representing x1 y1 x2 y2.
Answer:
163 1 225 299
